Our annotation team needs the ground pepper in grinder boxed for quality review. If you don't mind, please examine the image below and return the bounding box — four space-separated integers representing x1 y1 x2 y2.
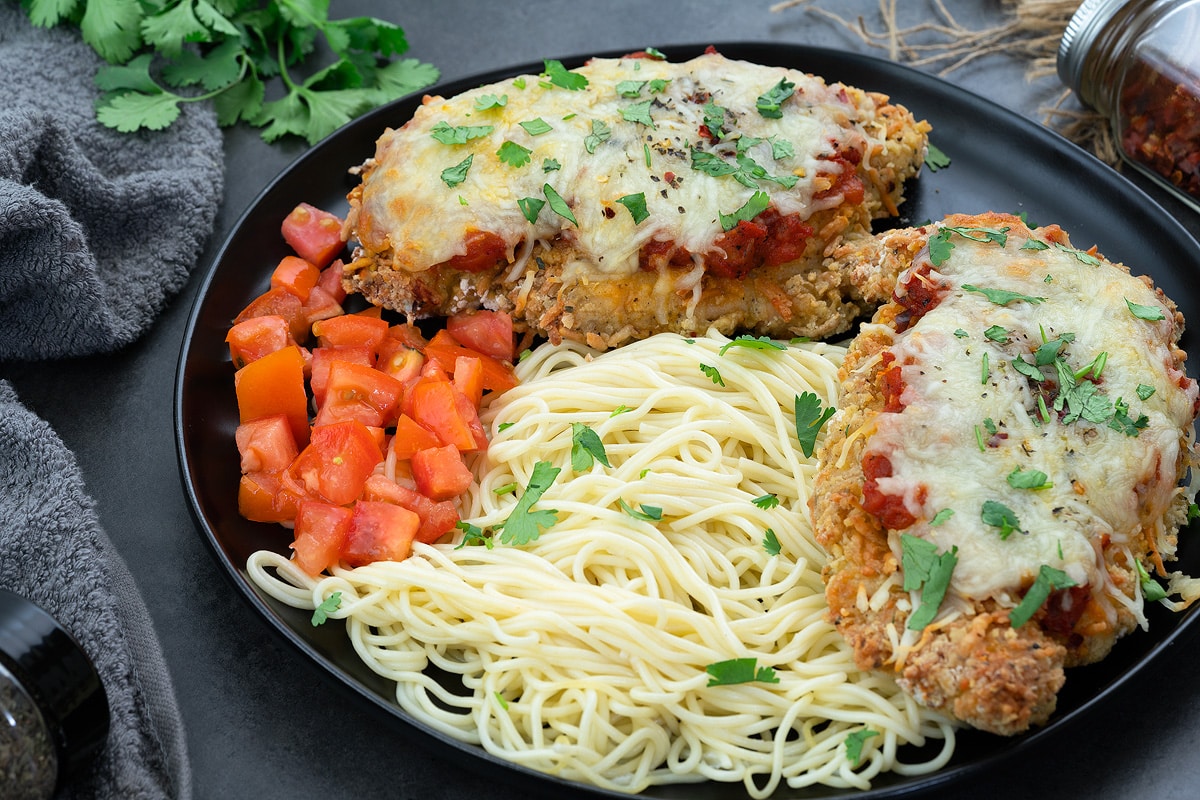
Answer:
1058 0 1200 212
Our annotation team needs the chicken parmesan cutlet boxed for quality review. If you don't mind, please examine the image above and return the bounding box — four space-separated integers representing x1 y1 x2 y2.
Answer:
342 49 929 349
812 212 1199 735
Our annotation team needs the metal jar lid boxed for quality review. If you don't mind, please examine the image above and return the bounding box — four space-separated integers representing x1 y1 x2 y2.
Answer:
0 589 110 782
1057 0 1132 95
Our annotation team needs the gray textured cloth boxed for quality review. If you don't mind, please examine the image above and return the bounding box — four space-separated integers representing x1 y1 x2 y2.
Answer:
0 2 224 798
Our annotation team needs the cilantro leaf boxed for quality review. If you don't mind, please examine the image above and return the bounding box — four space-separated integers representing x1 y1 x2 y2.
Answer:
519 117 553 136
1007 467 1052 490
756 77 795 118
929 508 954 526
311 592 342 626
497 462 561 545
928 226 1010 266
543 59 589 90
584 119 612 153
768 135 795 160
795 392 836 458
441 154 473 187
718 335 787 356
984 325 1010 343
474 93 508 110
961 284 1045 306
1136 560 1168 602
570 422 611 471
752 493 780 509
900 534 958 630
95 89 182 132
1053 241 1102 266
704 657 780 686
719 191 770 231
542 158 561 172
454 520 493 550
924 143 950 171
763 528 782 556
615 193 649 224
981 500 1021 539
518 196 545 224
845 729 880 765
430 121 494 144
616 79 645 97
497 140 532 168
1126 298 1166 321
1137 384 1156 401
1010 565 1075 627
700 363 725 386
703 100 728 138
1021 238 1050 252
618 499 663 521
621 99 655 128
543 183 577 226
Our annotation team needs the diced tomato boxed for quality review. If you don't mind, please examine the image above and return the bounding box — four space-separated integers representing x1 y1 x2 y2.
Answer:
314 360 405 428
446 310 515 361
342 500 420 566
291 501 354 576
270 255 321 302
390 413 444 460
861 452 926 530
289 421 383 505
424 329 517 393
453 355 484 407
405 378 485 452
281 203 346 269
312 313 390 353
440 230 508 273
301 284 344 328
234 345 310 446
272 469 314 520
234 286 309 342
226 314 292 368
235 415 299 473
387 323 428 350
362 475 460 544
706 219 768 279
376 341 425 383
315 259 348 304
411 445 475 500
309 345 374 406
238 472 291 523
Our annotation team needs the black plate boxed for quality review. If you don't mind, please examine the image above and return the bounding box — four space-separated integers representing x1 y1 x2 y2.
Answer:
175 42 1200 799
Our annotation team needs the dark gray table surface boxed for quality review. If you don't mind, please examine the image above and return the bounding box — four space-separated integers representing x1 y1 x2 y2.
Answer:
6 2 1200 799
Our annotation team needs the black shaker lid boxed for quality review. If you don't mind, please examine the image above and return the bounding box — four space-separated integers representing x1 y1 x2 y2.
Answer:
0 588 110 779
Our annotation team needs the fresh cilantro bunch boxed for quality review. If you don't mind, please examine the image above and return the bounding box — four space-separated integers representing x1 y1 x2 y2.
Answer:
21 0 440 144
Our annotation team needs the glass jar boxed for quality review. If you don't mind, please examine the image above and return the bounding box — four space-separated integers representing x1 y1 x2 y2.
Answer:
0 590 109 799
1057 0 1200 212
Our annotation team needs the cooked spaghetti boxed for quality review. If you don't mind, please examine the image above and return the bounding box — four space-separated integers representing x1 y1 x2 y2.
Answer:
247 332 956 795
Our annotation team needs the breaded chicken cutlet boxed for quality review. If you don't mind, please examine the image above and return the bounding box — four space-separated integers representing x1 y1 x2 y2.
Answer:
341 49 929 349
811 212 1199 735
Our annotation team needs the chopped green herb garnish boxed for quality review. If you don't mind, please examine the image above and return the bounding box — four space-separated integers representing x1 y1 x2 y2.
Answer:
795 392 836 458
1053 241 1102 266
1021 238 1050 252
1012 355 1045 382
512 77 526 90
518 196 545 224
454 520 492 550
621 99 656 128
648 78 670 93
542 59 589 90
719 191 770 231
961 283 1045 306
571 422 611 471
1136 559 1168 602
619 499 663 521
763 528 781 556
756 77 795 118
497 140 532 168
430 121 494 144
616 192 650 224
311 591 342 626
981 351 990 384
497 461 561 545
752 493 780 510
901 534 958 630
981 499 1021 539
543 183 577 226
768 135 794 160
928 226 1010 266
924 143 950 171
616 79 645 97
440 154 473 187
519 117 553 136
644 143 652 167
845 729 880 765
929 508 954 526
719 335 787 356
493 482 518 496
704 657 780 686
1136 384 1156 401
474 93 508 110
1007 467 1052 490
497 421 515 432
611 405 632 417
494 691 509 710
702 100 728 138
584 119 612 153
643 47 667 59
1126 298 1166 321
542 157 561 172
954 328 969 338
984 325 1010 343
1010 565 1075 627
700 363 725 386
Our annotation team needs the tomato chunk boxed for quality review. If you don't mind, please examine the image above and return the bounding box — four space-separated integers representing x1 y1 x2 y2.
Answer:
424 329 517 393
234 286 309 342
238 472 290 523
235 415 299 473
362 475 460 544
342 500 420 566
271 255 321 302
411 445 474 500
234 345 309 446
312 313 390 353
447 310 515 361
290 421 383 505
314 360 404 428
406 378 484 452
309 345 374 406
281 203 345 269
453 355 484 407
291 501 354 575
390 413 444 460
226 314 292 367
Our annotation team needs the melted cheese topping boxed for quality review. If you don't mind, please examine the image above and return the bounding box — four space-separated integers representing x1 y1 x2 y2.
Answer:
866 226 1196 605
355 52 876 276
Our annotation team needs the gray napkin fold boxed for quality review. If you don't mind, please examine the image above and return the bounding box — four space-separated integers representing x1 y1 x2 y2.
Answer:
0 2 225 798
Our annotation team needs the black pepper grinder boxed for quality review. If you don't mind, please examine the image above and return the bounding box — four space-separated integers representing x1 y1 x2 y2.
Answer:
0 589 109 800
1057 0 1200 213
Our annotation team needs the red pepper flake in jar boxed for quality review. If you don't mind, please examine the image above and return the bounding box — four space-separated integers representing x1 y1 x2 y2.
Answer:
1057 0 1200 212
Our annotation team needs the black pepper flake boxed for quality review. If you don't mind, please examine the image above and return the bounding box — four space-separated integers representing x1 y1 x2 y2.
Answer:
602 206 616 219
